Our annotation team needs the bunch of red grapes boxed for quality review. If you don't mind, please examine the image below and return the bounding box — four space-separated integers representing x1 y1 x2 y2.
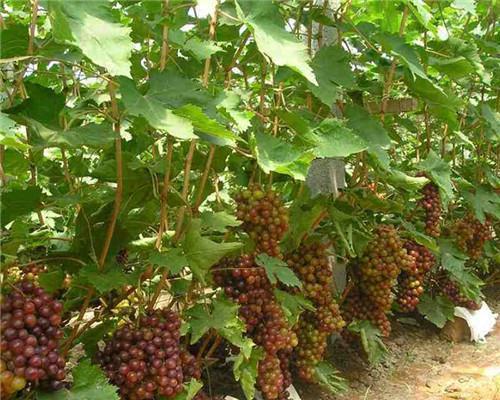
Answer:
438 275 481 310
234 185 289 258
96 309 185 399
213 187 295 400
451 214 493 260
396 241 435 312
284 242 344 381
0 280 66 398
419 182 441 237
342 225 415 337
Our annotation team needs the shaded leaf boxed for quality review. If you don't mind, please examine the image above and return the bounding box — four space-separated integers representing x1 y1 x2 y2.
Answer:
1 186 43 226
274 289 314 325
417 294 455 328
348 320 387 364
233 347 264 400
148 248 188 275
314 362 348 395
200 211 242 232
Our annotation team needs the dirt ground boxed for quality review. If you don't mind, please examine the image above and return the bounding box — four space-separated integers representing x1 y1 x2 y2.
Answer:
296 286 500 400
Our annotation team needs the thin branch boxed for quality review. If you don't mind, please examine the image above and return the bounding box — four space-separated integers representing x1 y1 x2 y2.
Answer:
156 139 174 249
224 31 250 87
0 145 6 186
193 145 215 213
173 140 197 242
380 5 409 122
159 0 170 71
202 0 220 87
98 82 124 269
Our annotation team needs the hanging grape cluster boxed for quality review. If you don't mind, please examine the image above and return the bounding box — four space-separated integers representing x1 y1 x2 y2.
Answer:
96 309 185 399
437 275 481 310
342 225 415 336
0 281 66 398
450 214 493 260
213 186 295 400
419 182 441 237
396 241 435 312
235 185 289 258
284 242 344 381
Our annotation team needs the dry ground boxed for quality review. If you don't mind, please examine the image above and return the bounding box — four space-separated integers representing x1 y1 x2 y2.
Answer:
296 286 500 400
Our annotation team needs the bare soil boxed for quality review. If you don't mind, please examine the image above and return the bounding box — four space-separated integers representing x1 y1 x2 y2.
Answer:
296 286 500 400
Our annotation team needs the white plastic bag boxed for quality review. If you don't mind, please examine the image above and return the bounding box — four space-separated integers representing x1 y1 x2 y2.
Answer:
454 301 498 342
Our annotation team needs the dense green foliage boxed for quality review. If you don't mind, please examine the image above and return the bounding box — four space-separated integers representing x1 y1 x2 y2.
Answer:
0 0 498 399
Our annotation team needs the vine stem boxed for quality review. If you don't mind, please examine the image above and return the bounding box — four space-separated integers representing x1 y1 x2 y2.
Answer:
192 1 220 214
98 81 123 270
224 31 250 88
380 5 409 122
173 140 197 242
0 145 6 186
159 0 170 70
156 139 174 249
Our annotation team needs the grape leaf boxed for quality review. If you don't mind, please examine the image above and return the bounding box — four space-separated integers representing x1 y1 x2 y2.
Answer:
314 361 348 395
76 263 136 294
200 211 242 232
38 270 65 294
148 248 188 275
348 320 387 364
308 119 367 158
309 46 355 106
119 76 196 139
345 105 392 151
233 347 264 400
182 219 243 282
47 0 133 77
417 294 455 328
274 289 314 325
417 150 454 203
235 0 317 85
77 320 116 357
0 24 29 58
255 253 301 287
185 296 253 358
463 186 500 223
170 379 204 400
1 186 43 226
38 358 119 400
252 131 314 181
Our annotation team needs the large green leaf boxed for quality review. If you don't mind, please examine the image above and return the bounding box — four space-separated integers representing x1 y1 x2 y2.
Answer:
417 150 454 202
235 0 317 85
255 253 302 287
417 294 455 328
314 362 349 395
463 186 500 222
119 77 195 139
182 219 243 282
0 24 29 58
348 320 387 364
38 358 119 400
1 186 43 226
35 123 116 149
274 289 314 325
185 296 253 358
345 104 392 150
309 119 367 158
252 131 314 180
48 0 133 77
148 248 188 275
309 46 355 106
233 347 264 400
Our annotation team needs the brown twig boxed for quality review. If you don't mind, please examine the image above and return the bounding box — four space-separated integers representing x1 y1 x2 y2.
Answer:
98 81 124 269
173 140 197 242
204 334 222 360
196 330 215 362
193 145 216 213
156 139 174 249
202 1 220 87
149 271 170 310
159 0 171 71
380 5 409 122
